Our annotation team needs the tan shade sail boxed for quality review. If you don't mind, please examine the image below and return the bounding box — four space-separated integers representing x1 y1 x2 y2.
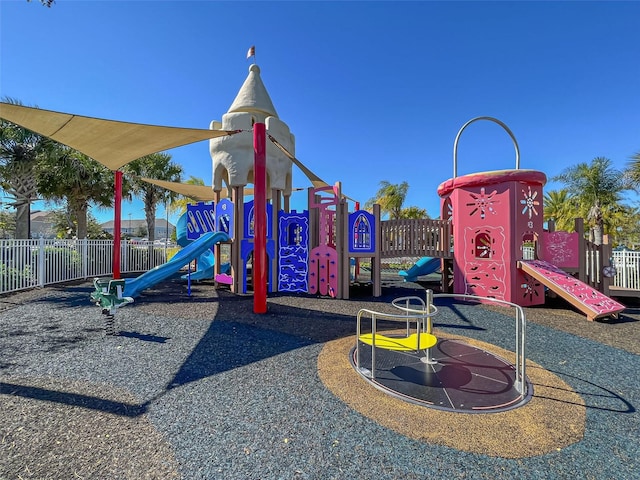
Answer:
267 134 359 203
138 177 255 201
0 102 240 171
139 177 217 201
267 133 329 189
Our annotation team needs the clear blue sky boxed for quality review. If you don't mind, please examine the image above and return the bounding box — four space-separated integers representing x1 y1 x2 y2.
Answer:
1 1 639 225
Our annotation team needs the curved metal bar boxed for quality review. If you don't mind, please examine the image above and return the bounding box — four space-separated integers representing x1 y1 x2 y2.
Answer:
356 305 440 380
432 293 527 396
391 296 438 316
453 116 521 178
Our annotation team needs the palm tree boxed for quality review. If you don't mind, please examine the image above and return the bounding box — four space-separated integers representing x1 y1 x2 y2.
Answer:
36 145 115 238
365 181 410 220
167 175 206 217
626 150 640 189
124 152 182 242
606 204 640 248
0 98 47 238
400 206 429 219
553 157 628 245
543 189 577 232
28 0 55 6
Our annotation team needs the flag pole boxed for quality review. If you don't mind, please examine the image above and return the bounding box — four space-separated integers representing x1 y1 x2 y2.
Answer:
247 45 256 63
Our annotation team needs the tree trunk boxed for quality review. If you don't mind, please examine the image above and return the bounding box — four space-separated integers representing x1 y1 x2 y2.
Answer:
7 167 37 239
146 203 156 242
75 203 88 239
14 202 30 239
588 203 604 246
593 222 604 246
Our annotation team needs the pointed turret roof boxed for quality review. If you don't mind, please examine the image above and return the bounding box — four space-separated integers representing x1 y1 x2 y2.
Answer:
227 64 278 117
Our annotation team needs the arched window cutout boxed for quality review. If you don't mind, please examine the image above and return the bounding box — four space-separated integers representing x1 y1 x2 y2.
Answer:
474 232 493 259
352 214 371 249
442 197 453 223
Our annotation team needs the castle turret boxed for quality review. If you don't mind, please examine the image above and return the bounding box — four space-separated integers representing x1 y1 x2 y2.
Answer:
210 64 294 198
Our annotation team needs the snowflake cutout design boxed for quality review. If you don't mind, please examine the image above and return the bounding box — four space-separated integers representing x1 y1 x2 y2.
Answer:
520 186 540 220
466 188 498 219
521 276 541 301
445 200 453 220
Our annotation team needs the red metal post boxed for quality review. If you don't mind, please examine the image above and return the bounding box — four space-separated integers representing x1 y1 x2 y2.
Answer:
112 170 123 279
253 123 267 313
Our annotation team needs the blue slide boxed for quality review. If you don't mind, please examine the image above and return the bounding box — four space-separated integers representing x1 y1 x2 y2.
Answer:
124 231 230 297
174 212 229 281
181 247 230 281
182 247 215 281
398 257 441 282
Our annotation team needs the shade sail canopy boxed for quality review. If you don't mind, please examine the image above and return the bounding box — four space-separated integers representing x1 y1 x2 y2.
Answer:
139 177 217 201
138 177 255 201
268 133 328 189
267 134 358 203
0 102 240 171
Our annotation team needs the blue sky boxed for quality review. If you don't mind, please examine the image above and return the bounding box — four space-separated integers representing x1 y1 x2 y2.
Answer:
1 0 639 226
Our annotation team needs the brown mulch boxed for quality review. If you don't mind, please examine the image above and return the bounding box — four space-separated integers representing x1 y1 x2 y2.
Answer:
0 376 179 479
0 280 638 477
490 295 640 356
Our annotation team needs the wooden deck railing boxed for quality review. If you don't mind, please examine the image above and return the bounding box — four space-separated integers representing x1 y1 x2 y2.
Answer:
379 219 452 259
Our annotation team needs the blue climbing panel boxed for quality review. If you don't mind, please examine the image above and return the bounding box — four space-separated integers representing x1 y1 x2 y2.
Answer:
186 202 216 240
278 210 309 293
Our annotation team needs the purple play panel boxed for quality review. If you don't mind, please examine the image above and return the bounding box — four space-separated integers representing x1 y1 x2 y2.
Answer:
351 338 532 413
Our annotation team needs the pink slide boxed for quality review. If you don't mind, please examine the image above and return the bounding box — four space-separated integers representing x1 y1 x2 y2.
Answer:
518 259 625 321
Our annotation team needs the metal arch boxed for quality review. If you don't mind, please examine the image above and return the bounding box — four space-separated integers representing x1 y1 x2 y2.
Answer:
453 116 521 178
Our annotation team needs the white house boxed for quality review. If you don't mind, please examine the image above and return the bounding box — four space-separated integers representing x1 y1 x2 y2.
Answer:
100 218 175 239
30 210 57 238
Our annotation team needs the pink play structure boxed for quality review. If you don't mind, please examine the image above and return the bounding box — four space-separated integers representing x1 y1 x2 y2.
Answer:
436 117 624 320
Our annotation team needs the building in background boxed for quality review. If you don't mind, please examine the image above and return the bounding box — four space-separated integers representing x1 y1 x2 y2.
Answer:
100 218 175 240
30 210 57 238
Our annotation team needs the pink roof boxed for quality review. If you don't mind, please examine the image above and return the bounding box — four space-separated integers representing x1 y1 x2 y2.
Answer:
437 169 547 197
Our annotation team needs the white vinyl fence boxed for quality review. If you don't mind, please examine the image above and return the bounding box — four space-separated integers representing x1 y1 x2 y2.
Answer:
1 240 639 296
612 250 640 291
0 239 171 295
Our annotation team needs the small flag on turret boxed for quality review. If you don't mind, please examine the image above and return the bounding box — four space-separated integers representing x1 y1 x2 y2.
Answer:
246 45 255 59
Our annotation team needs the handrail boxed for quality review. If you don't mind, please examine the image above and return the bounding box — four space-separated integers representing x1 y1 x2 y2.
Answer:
453 116 521 178
356 291 439 379
432 293 527 395
355 290 527 396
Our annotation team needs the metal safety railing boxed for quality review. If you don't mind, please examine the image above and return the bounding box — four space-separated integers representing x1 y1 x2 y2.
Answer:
356 290 439 380
432 293 527 396
355 290 527 396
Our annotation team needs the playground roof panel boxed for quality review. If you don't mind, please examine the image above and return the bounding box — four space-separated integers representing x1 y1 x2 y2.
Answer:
0 102 240 171
437 169 547 197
